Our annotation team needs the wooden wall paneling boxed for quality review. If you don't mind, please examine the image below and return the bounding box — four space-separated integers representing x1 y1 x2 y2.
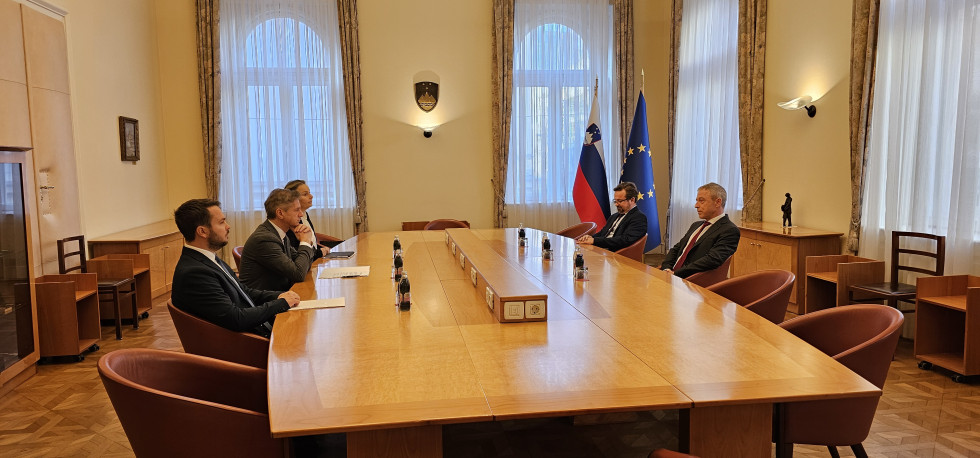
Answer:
21 6 70 93
0 1 32 149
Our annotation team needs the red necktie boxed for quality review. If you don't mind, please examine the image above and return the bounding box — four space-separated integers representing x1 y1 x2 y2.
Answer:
673 221 710 270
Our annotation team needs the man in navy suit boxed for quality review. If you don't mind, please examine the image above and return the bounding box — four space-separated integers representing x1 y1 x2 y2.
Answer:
661 182 740 278
576 181 648 252
171 199 299 338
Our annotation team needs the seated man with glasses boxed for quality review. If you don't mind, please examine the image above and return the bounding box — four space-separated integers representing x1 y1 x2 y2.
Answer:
660 182 740 278
576 181 648 252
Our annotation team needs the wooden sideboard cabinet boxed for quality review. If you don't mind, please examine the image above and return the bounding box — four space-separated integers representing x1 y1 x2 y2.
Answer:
732 222 843 314
88 221 182 299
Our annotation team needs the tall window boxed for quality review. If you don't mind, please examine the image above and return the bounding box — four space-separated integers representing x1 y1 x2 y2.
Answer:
860 0 980 275
220 0 354 247
669 0 742 246
506 0 619 232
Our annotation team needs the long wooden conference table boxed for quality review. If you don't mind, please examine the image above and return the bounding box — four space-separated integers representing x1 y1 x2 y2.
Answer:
271 228 878 457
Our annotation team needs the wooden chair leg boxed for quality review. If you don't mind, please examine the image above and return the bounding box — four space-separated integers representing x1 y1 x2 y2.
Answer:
112 289 122 340
827 446 841 458
850 443 868 458
775 442 793 458
130 289 139 330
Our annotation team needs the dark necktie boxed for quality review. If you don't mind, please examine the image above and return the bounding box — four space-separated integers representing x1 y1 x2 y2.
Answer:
606 213 625 237
673 221 711 270
215 257 272 333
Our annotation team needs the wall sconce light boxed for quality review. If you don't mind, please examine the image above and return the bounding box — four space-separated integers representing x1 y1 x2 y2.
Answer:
422 128 433 138
778 96 817 118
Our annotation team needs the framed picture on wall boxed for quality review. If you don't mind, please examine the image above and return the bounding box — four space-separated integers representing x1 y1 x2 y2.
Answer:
118 116 140 162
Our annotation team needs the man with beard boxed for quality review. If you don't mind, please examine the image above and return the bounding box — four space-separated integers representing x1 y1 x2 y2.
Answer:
172 198 299 338
576 181 648 252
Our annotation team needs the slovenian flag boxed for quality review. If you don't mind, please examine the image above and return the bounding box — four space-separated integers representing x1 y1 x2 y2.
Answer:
572 94 611 229
620 90 662 251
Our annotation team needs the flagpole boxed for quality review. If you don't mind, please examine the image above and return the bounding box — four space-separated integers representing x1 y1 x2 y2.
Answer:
641 69 645 93
594 77 598 98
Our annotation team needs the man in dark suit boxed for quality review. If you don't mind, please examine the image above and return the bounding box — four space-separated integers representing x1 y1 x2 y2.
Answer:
576 181 648 252
661 182 740 278
171 199 299 337
239 188 317 291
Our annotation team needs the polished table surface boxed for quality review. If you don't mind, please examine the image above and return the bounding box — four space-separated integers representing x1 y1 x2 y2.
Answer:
270 229 878 456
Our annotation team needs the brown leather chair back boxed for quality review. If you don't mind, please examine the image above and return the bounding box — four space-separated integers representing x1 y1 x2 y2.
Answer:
685 255 733 288
232 246 244 271
615 234 647 263
57 235 86 274
423 219 470 230
707 270 795 324
774 305 904 450
556 222 597 239
167 301 269 369
98 348 286 458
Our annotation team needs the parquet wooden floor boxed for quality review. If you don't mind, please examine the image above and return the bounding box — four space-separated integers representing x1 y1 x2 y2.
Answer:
0 296 977 457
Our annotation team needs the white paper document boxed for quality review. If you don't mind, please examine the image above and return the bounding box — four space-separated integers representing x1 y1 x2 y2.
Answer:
317 266 370 279
292 297 346 311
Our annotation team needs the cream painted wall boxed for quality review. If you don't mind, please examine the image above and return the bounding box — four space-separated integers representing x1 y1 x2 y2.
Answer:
634 0 671 252
56 0 169 238
763 1 853 235
44 0 204 239
359 0 493 231
154 0 206 211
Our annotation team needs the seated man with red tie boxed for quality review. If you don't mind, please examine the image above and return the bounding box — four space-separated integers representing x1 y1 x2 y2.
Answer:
576 181 648 252
660 182 740 278
172 199 299 338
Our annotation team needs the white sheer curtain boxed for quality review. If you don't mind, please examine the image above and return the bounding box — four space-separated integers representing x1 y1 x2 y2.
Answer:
219 0 355 250
669 0 742 246
505 0 620 233
860 0 980 276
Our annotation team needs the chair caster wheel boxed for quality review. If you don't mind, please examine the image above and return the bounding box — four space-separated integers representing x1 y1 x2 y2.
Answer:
918 361 933 370
88 344 100 352
141 311 150 319
952 374 969 383
74 355 85 363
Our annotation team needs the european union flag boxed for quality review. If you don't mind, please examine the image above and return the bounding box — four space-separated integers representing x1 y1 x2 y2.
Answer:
619 91 661 251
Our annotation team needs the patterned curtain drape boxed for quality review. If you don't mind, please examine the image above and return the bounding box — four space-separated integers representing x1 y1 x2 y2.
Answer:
336 0 368 233
665 0 682 242
196 0 220 200
614 0 634 159
491 0 515 228
846 0 880 254
736 0 766 223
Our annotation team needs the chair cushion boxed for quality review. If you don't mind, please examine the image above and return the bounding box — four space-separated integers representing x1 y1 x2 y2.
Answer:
850 281 915 297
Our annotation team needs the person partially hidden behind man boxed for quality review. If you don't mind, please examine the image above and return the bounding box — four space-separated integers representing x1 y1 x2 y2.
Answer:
239 188 317 291
172 199 299 337
576 181 648 252
660 182 740 278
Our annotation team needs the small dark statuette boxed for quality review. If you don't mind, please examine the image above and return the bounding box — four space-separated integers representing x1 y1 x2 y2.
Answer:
781 193 793 227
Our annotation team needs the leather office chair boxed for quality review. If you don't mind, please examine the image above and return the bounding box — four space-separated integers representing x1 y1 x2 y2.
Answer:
232 246 244 271
707 270 795 324
556 222 597 239
773 305 904 458
423 219 470 230
685 255 733 288
649 450 698 458
615 234 647 263
168 301 269 369
848 231 945 312
98 348 287 458
57 235 87 274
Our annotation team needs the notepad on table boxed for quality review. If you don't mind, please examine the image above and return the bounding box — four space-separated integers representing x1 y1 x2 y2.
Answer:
318 266 370 279
292 297 345 311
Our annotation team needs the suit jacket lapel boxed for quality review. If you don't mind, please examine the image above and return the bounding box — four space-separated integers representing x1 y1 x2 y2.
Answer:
184 248 250 304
